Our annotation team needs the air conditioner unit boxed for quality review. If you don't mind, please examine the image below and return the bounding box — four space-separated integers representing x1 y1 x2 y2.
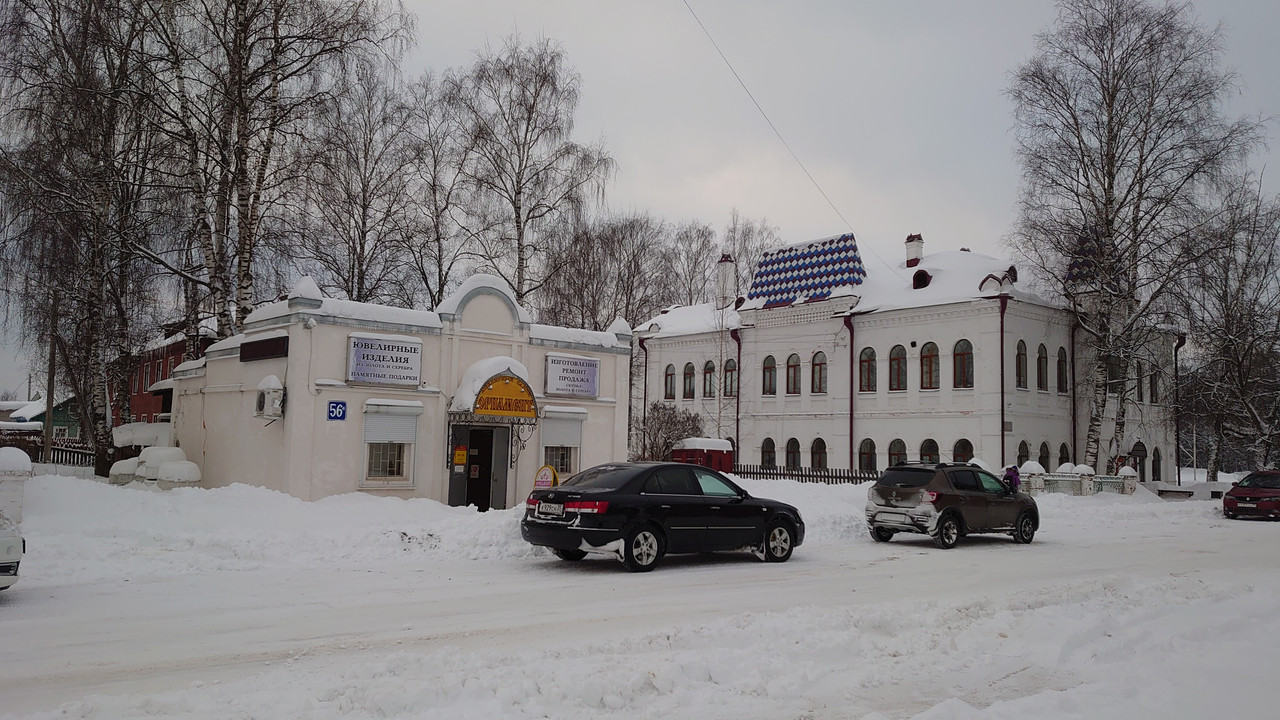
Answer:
255 388 285 419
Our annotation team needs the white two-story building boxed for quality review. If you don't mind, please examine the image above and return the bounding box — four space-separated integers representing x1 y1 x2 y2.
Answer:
637 233 1175 481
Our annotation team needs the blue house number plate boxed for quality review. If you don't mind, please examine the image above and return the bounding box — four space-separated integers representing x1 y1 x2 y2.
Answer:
327 401 347 421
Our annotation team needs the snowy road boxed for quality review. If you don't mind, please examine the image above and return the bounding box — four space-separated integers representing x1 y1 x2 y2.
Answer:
1 476 1277 719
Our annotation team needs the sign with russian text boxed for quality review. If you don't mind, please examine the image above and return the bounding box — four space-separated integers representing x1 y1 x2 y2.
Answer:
545 354 599 398
474 375 537 419
347 334 422 386
534 465 558 489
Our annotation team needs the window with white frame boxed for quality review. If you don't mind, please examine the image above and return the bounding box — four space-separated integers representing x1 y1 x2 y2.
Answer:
362 400 421 488
541 414 583 476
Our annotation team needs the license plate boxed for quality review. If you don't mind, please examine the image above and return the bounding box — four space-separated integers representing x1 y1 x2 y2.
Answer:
1237 502 1256 508
539 502 564 516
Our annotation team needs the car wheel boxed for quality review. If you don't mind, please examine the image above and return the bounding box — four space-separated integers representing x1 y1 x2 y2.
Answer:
871 526 895 543
552 548 587 561
933 513 961 549
622 525 664 572
761 520 795 562
1013 512 1036 544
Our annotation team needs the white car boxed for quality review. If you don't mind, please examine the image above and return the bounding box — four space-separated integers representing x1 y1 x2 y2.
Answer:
0 511 22 591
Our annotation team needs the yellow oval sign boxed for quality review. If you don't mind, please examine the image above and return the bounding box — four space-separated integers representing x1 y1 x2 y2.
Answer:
474 375 537 418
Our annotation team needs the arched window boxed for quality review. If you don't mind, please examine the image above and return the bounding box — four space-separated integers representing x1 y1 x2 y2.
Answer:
786 353 802 395
859 439 877 473
663 365 675 399
1150 371 1160 403
1056 347 1068 393
859 348 877 392
1059 443 1071 469
761 438 776 467
1152 448 1162 483
811 352 828 394
1039 442 1050 470
888 439 908 466
953 339 973 388
785 438 801 469
702 361 716 398
723 359 738 397
762 356 777 396
683 363 695 399
1017 441 1030 466
1037 344 1048 391
920 439 939 464
811 438 827 470
889 345 907 391
953 438 973 463
1015 340 1028 389
920 342 939 390
1131 441 1148 482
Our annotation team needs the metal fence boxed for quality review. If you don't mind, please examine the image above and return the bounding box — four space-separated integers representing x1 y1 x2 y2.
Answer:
0 432 95 467
732 464 879 485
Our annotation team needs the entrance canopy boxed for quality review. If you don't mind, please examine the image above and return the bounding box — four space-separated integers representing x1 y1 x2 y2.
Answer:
449 357 538 425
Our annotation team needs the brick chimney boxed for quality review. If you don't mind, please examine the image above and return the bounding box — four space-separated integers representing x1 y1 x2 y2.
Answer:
716 252 736 308
905 234 924 267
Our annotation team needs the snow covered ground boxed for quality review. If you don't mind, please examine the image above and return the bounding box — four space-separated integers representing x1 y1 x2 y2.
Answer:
1 474 1276 719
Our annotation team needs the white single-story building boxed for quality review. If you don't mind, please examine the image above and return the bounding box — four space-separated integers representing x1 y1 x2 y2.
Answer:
172 274 631 507
637 233 1177 481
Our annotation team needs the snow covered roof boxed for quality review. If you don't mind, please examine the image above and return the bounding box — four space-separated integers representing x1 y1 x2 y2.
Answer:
673 437 734 451
9 397 71 422
0 400 32 412
245 278 442 330
641 236 1049 338
448 357 533 413
742 232 866 310
435 274 533 325
529 324 627 349
639 303 742 339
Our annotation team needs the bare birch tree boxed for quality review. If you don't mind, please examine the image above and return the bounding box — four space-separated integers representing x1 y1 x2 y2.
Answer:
451 35 613 304
292 58 415 305
0 0 168 472
722 208 779 296
1007 0 1262 470
1175 177 1280 476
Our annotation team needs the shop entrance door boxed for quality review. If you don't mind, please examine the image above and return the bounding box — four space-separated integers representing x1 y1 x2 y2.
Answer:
467 428 493 511
448 425 512 511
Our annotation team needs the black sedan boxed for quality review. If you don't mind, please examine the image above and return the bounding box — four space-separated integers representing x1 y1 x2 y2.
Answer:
520 462 804 572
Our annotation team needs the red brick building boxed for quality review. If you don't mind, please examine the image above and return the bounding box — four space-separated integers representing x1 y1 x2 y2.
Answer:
116 333 215 424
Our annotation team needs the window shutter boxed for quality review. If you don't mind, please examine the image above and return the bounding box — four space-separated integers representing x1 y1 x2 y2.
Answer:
540 417 583 447
363 414 417 443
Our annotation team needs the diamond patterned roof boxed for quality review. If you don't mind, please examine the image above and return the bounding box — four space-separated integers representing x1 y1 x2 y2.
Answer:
745 233 866 309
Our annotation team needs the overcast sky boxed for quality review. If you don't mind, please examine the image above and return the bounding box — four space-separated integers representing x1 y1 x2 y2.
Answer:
1 0 1277 397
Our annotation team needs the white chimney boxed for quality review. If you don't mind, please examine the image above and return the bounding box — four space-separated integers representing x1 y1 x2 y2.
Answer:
716 252 736 308
905 234 924 267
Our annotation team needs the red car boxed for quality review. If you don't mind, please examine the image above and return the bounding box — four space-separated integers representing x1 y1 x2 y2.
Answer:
1223 470 1280 519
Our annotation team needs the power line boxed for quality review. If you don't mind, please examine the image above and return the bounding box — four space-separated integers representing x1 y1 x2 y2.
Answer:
681 1 904 279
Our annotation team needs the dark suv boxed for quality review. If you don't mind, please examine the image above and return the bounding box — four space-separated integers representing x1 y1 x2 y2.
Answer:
864 462 1039 548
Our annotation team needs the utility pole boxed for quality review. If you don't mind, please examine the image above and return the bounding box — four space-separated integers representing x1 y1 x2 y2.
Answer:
42 292 58 463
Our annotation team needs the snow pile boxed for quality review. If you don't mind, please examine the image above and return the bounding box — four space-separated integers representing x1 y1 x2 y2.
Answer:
6 472 1278 720
0 445 33 474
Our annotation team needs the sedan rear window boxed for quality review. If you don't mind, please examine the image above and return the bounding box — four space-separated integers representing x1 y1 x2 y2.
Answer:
560 465 635 490
1237 472 1280 489
877 468 935 488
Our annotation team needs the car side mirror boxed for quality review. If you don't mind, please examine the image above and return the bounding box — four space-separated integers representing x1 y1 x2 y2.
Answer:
1232 481 1239 486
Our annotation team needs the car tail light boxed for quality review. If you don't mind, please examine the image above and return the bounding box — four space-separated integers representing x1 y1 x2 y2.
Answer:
921 491 938 502
525 495 538 509
566 500 609 514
